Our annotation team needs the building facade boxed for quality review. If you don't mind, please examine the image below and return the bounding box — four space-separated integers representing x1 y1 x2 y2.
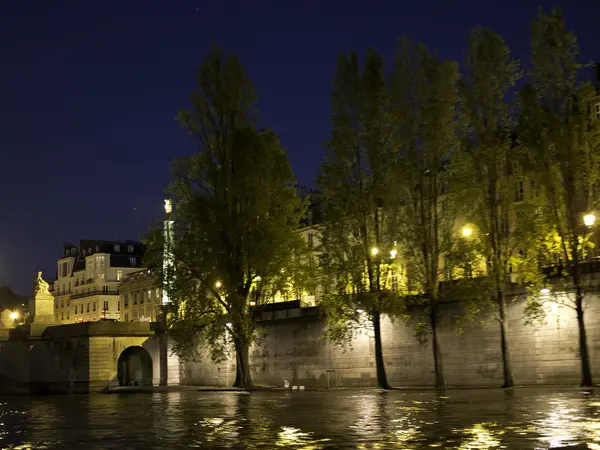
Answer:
119 269 162 322
52 240 145 323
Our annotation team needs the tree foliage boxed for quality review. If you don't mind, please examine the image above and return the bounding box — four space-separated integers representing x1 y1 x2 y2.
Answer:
459 27 521 388
390 38 462 388
517 8 600 386
144 48 307 387
318 50 404 389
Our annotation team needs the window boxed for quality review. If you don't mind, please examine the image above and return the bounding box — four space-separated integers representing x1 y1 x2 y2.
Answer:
87 303 90 313
75 305 78 314
133 293 138 305
155 288 160 302
103 301 109 311
118 301 121 311
308 233 314 246
124 294 129 308
67 312 70 320
61 312 64 320
148 289 152 300
68 282 71 293
61 300 64 308
128 245 134 253
596 103 600 119
93 302 96 312
114 244 120 252
140 291 144 304
103 286 109 294
514 180 524 202
117 270 123 281
129 257 136 267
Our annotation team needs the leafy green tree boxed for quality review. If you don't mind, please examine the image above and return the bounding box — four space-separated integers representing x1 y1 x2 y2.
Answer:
145 48 307 388
459 27 521 388
517 8 600 386
318 50 402 389
390 39 461 388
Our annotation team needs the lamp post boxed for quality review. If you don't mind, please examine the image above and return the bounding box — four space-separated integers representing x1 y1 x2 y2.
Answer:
583 213 596 258
163 199 174 306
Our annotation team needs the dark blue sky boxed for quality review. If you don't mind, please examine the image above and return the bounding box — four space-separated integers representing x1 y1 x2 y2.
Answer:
1 0 597 294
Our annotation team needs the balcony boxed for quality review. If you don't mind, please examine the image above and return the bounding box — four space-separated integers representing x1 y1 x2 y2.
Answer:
71 289 119 300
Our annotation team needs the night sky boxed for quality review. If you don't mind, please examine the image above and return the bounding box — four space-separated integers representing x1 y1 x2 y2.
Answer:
1 0 597 295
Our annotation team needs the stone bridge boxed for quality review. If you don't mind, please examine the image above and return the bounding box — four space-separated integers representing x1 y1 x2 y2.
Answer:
0 322 180 394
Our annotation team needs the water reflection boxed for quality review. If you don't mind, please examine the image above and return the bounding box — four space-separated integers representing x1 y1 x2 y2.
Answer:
0 388 599 448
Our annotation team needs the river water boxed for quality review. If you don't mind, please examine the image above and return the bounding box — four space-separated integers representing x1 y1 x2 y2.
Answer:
0 388 599 449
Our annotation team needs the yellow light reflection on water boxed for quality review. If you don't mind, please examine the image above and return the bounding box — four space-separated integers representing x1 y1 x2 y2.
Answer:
275 426 329 448
456 422 504 449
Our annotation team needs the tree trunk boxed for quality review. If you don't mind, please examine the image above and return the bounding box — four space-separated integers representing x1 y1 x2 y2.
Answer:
575 288 593 387
429 302 445 389
372 311 390 389
498 294 514 388
233 338 252 388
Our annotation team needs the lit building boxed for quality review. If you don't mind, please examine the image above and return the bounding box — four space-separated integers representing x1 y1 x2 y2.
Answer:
52 240 145 323
119 269 162 322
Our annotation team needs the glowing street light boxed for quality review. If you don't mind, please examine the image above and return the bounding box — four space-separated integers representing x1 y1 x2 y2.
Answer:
584 213 596 227
390 249 397 259
164 199 173 215
462 226 473 238
225 322 232 328
215 281 222 288
10 311 18 320
356 309 364 314
540 288 551 295
371 247 379 256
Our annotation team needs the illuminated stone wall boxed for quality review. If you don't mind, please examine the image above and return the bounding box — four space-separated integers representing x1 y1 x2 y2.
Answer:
180 291 600 388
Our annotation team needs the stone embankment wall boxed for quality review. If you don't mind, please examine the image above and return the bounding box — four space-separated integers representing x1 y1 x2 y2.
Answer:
180 293 600 388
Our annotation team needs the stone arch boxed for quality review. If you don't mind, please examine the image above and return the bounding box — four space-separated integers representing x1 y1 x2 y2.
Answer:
117 346 153 387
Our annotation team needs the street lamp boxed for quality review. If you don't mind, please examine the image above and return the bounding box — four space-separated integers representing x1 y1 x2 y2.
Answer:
164 199 173 215
371 247 379 256
9 311 18 320
215 281 222 289
462 226 473 238
584 213 596 227
389 249 397 259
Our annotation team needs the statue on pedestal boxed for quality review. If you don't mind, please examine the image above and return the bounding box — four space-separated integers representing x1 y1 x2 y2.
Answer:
34 272 50 296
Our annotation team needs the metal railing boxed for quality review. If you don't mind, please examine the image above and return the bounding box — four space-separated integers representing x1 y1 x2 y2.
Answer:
70 289 119 300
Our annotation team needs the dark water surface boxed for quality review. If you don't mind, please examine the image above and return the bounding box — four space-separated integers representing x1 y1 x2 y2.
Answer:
1 388 599 449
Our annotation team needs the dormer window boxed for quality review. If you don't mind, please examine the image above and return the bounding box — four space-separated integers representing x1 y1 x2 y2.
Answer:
96 245 100 252
114 244 120 252
128 245 134 253
130 257 136 267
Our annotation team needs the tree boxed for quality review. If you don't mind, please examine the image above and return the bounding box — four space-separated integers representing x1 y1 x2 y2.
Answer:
517 8 600 386
318 50 402 389
460 27 521 388
390 39 461 388
145 48 307 388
